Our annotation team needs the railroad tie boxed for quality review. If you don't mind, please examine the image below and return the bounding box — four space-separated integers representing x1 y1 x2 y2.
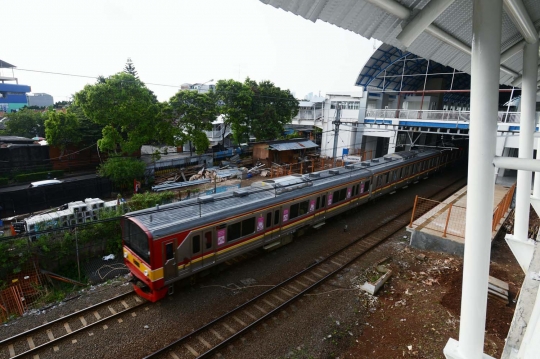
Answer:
184 344 199 357
210 329 224 340
47 329 55 341
27 337 35 349
197 336 212 349
262 299 275 308
253 304 267 314
243 310 257 321
222 323 236 334
64 323 72 333
233 316 247 326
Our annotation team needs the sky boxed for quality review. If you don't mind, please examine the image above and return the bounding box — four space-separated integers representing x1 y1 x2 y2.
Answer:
1 0 375 103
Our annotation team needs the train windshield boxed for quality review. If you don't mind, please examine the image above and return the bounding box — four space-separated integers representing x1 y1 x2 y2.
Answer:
123 220 150 263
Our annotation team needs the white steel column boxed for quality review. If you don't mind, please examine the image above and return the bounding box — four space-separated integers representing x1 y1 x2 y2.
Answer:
514 39 538 240
444 0 502 358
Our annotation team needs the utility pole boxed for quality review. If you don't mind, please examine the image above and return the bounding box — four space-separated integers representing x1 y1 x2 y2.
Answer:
332 102 341 167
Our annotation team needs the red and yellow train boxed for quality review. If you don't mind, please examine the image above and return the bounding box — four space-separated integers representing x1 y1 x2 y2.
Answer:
122 149 461 301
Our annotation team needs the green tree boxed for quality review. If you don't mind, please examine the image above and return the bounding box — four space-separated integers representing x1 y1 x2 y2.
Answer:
74 72 164 154
70 104 104 147
124 58 139 79
97 156 146 188
53 100 71 109
45 110 82 152
215 79 252 145
245 78 298 141
168 90 216 155
74 72 170 186
3 109 46 138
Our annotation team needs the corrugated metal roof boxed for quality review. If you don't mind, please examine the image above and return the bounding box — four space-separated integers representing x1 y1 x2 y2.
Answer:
259 0 540 87
269 140 319 151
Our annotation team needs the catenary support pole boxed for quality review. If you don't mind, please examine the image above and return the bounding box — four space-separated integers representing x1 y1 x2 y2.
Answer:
332 103 341 167
514 38 539 240
444 1 502 358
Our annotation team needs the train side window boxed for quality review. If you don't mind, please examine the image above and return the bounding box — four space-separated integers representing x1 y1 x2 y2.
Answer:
316 197 320 210
274 210 280 225
241 217 255 236
290 203 299 219
192 235 201 254
227 222 241 242
392 170 398 181
204 231 212 250
339 188 346 200
299 200 309 215
322 195 326 207
165 242 174 260
333 190 340 204
266 212 272 228
365 180 370 191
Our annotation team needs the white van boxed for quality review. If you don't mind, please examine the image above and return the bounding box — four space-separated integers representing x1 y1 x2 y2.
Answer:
29 179 63 188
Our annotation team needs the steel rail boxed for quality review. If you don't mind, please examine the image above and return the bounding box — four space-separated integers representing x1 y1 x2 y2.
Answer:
1 290 144 359
144 174 467 359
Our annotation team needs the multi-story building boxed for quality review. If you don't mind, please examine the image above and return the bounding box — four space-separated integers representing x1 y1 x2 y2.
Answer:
0 60 30 113
27 93 54 108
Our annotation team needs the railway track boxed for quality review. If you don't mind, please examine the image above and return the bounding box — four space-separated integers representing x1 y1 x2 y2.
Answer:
0 290 145 359
144 176 467 359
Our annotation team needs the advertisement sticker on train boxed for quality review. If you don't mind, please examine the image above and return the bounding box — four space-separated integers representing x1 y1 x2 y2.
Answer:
217 229 226 245
360 183 365 193
346 187 352 198
309 199 315 212
283 209 289 222
327 194 333 206
257 217 264 231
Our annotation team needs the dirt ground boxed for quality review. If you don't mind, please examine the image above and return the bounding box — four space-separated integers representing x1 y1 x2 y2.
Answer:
340 229 523 359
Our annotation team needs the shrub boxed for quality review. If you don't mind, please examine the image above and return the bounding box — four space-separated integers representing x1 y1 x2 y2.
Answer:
15 170 64 183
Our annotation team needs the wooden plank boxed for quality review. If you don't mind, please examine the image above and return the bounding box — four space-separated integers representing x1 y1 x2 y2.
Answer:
488 283 509 296
489 276 509 291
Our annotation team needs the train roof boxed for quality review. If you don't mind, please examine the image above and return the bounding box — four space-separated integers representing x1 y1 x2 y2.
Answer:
125 149 441 238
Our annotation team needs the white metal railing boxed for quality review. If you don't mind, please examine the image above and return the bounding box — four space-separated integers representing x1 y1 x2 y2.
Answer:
364 109 533 124
293 109 323 121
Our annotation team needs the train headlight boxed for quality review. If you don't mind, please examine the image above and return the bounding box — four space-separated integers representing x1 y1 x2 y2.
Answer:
144 270 149 277
123 252 128 258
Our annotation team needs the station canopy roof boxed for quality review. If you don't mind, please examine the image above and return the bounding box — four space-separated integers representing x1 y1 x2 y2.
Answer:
260 0 540 89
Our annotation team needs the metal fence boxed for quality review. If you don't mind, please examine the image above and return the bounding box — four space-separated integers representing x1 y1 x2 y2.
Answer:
409 197 467 238
409 183 515 239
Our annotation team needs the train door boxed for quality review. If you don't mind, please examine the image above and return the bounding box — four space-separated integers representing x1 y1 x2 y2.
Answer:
163 239 177 284
189 230 215 272
263 207 281 242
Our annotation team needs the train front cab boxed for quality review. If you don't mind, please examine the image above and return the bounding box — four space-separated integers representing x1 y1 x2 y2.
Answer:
123 218 169 302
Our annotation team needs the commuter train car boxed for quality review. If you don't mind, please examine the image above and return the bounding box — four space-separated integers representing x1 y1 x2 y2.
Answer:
122 149 461 301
